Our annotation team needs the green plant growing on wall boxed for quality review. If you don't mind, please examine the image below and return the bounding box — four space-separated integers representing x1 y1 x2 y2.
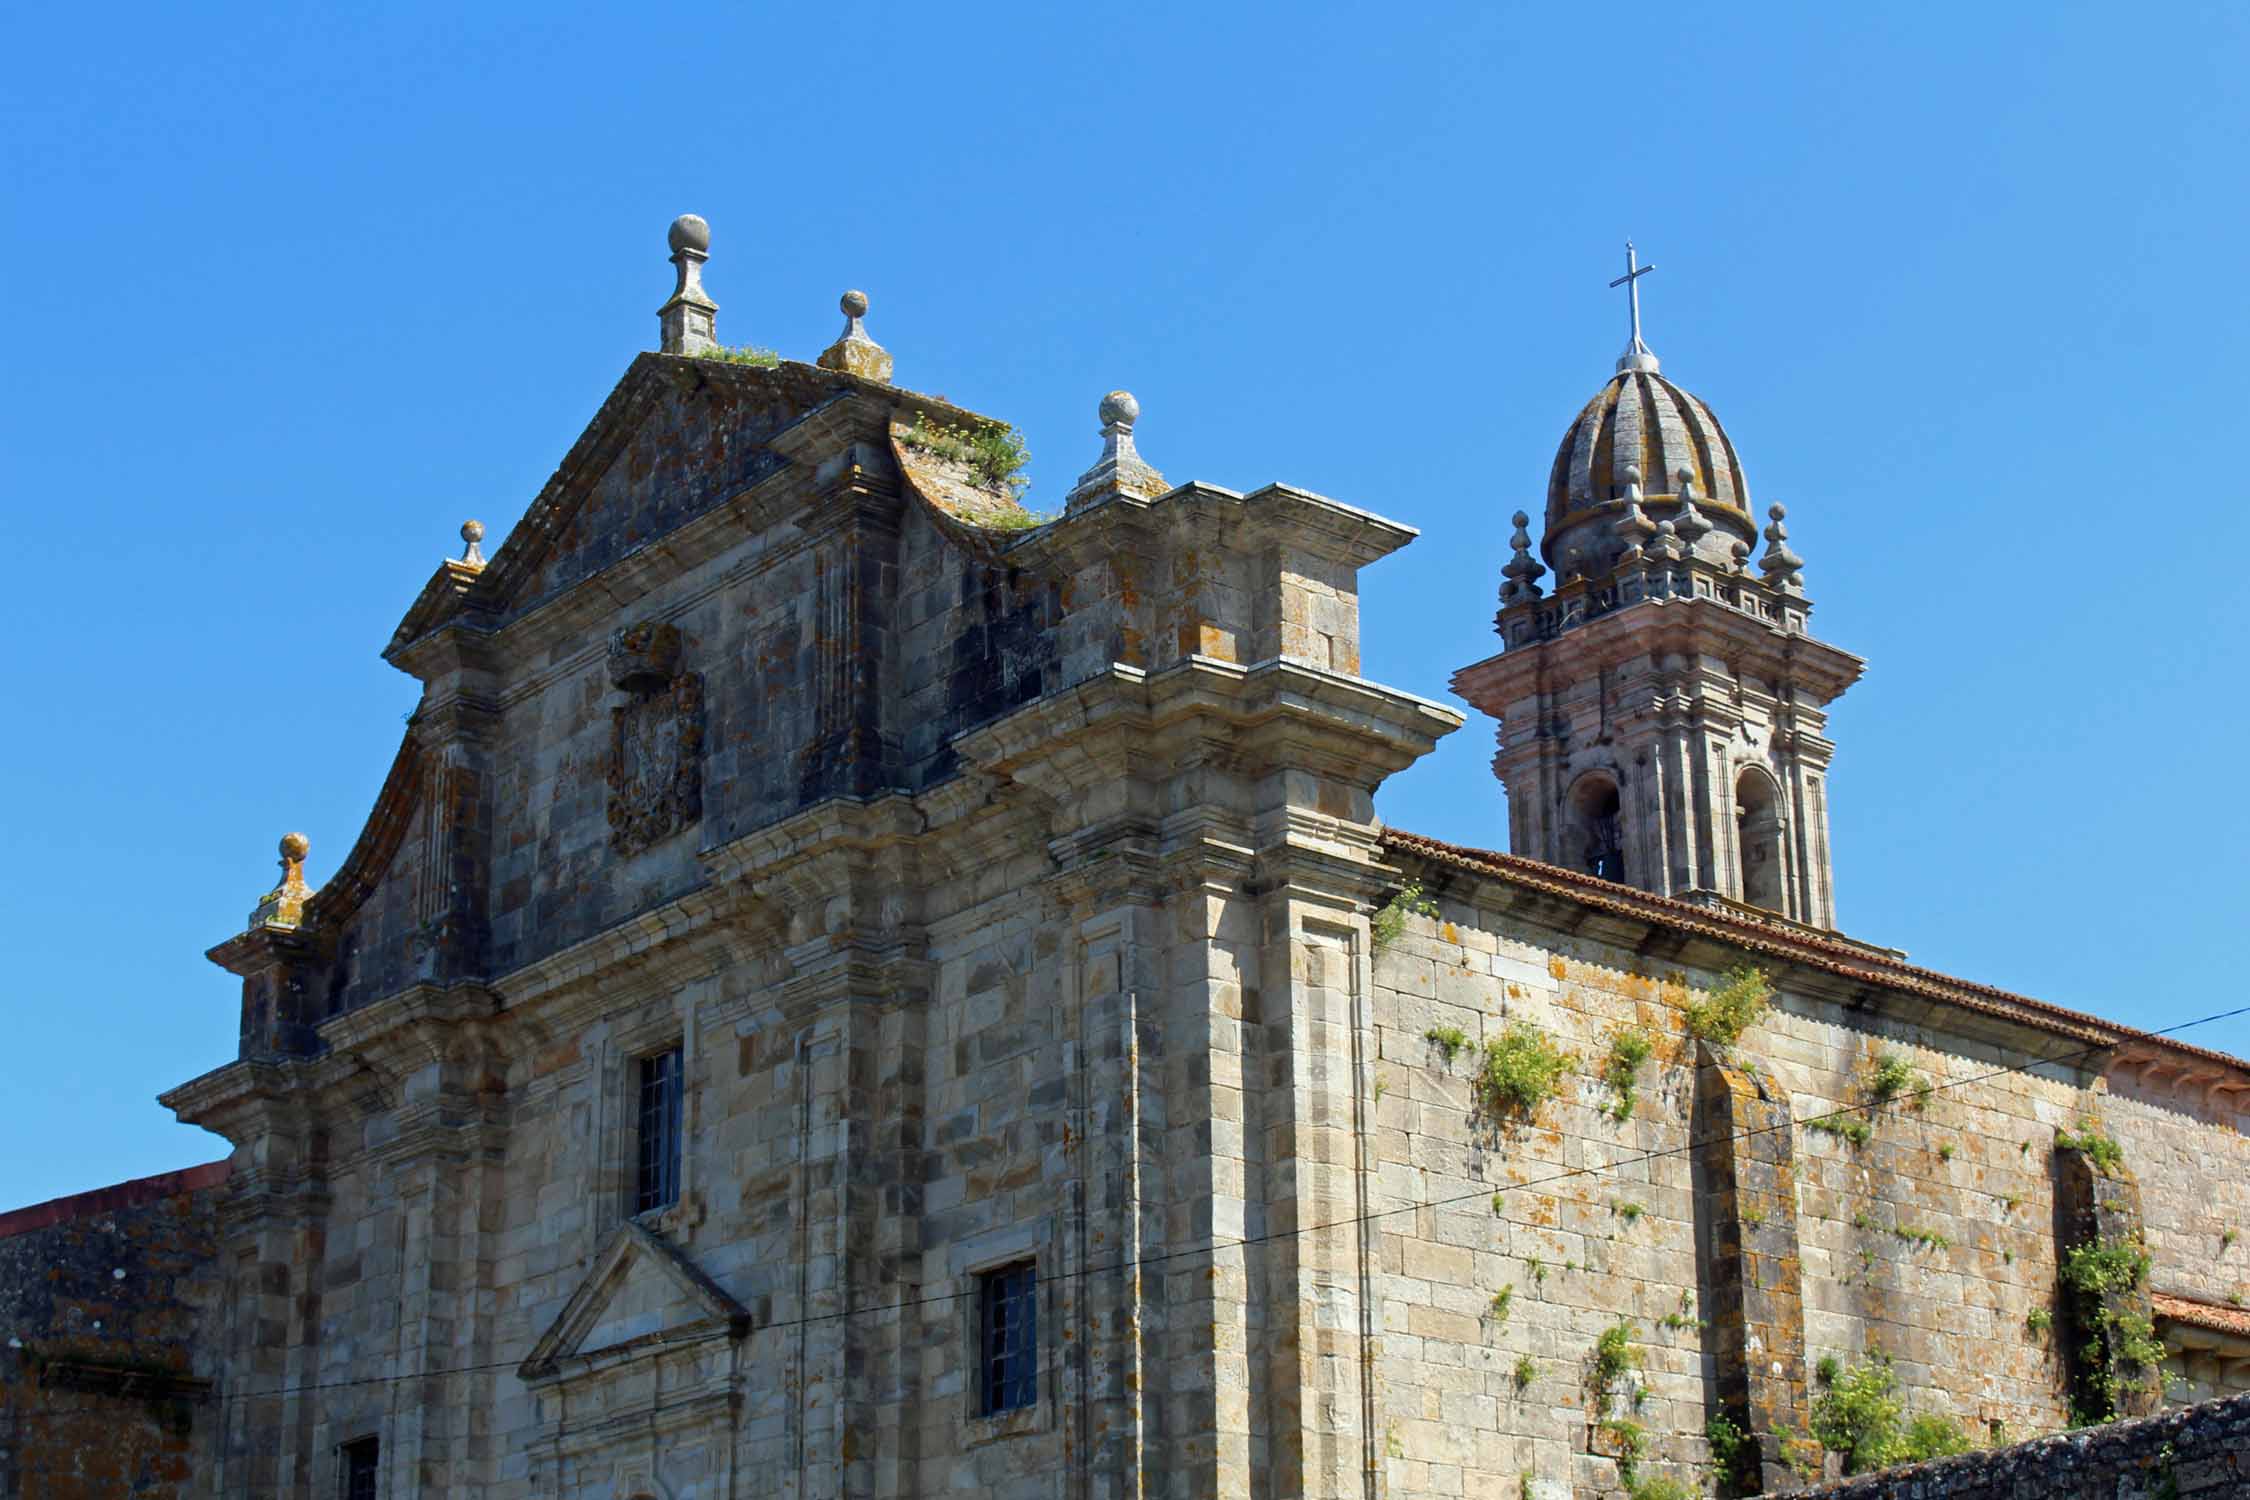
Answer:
1685 965 1770 1046
1518 1473 1534 1500
1809 1113 1873 1148
1525 1255 1547 1284
1592 1320 1639 1392
1937 1142 1956 1162
1513 1353 1538 1391
1491 1191 1506 1215
1614 1200 1645 1227
1866 1050 1926 1108
1601 1417 1647 1485
1893 1224 1952 1251
1425 1024 1469 1065
1742 1203 1767 1229
901 411 1032 496
1372 882 1439 950
1706 1414 1756 1493
1475 1023 1573 1121
1371 1071 1387 1105
2026 1307 2052 1335
1810 1353 1971 1473
1601 1025 1655 1121
2054 1119 2125 1176
2222 1227 2238 1251
1625 1476 1695 1500
2002 1192 2023 1212
697 342 782 367
1660 1290 1697 1332
2060 1235 2164 1423
1487 1284 1514 1324
1815 1354 1841 1385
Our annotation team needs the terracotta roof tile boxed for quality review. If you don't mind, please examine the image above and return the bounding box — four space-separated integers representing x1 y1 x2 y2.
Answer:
2154 1291 2250 1339
1381 828 2250 1080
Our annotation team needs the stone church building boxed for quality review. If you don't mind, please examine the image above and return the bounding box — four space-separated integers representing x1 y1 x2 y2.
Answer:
6 217 2250 1498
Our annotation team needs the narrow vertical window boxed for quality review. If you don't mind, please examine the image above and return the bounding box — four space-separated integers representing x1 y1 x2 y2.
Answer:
636 1045 683 1214
979 1261 1038 1414
340 1436 379 1500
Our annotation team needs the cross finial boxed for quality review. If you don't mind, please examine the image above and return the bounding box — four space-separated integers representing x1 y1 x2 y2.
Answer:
1609 240 1659 374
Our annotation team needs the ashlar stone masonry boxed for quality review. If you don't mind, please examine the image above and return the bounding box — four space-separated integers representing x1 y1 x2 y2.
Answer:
11 219 2248 1499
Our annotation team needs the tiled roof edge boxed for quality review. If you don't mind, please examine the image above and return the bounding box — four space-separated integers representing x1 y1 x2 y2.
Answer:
1381 828 2249 1079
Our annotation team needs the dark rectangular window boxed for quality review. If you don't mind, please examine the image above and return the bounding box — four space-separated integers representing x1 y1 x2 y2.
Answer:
340 1436 378 1500
636 1046 684 1214
978 1261 1037 1414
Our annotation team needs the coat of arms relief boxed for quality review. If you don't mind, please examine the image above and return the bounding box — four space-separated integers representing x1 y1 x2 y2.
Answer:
606 621 705 855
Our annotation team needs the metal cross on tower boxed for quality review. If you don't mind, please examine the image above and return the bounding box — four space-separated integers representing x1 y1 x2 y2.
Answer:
1609 241 1659 372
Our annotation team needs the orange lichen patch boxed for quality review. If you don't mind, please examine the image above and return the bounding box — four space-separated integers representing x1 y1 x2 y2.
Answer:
1548 956 1568 980
1442 922 1459 944
535 1037 582 1079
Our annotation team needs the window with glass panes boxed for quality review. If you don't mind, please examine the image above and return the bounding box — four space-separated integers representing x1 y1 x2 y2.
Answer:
635 1046 683 1214
978 1261 1037 1414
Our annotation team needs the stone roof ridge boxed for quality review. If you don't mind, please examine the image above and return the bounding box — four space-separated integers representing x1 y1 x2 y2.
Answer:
1381 827 2250 1081
382 353 1004 664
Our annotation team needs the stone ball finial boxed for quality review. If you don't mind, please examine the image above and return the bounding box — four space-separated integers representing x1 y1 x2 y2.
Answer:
668 214 711 254
461 519 485 545
280 832 310 862
1623 464 1642 486
1512 510 1530 528
1098 390 1140 429
1769 503 1787 522
840 289 869 318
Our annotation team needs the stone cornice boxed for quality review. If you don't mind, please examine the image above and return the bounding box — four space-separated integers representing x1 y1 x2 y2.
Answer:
1456 591 1865 717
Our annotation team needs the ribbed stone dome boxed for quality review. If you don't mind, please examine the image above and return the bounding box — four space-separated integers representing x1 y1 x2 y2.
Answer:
1543 369 1751 565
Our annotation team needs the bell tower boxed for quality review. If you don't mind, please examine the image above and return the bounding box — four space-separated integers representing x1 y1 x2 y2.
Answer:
1453 248 1864 929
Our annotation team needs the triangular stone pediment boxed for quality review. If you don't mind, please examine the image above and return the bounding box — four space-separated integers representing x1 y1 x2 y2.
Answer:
516 1220 749 1384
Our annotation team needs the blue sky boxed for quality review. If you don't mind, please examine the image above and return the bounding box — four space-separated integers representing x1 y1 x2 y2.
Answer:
5 2 2247 1210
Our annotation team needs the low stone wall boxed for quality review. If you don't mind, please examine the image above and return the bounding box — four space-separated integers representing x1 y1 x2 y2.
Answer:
1799 1391 2250 1498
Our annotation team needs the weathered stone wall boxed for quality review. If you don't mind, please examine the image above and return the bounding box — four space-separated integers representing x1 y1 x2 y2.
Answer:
1795 1389 2250 1498
1365 870 2250 1497
0 1162 229 1500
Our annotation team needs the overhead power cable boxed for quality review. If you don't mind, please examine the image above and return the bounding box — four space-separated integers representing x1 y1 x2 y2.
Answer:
29 996 2238 1410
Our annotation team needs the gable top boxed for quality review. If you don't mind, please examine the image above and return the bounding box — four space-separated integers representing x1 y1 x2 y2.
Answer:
385 351 1002 666
516 1219 749 1384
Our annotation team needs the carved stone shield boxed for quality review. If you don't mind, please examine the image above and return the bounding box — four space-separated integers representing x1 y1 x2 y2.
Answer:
606 623 705 855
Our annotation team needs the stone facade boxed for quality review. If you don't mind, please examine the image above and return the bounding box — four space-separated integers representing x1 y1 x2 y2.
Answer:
13 221 2241 1498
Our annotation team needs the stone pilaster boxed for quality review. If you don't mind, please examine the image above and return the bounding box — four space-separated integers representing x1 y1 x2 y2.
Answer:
1695 1044 1816 1493
2055 1137 2163 1423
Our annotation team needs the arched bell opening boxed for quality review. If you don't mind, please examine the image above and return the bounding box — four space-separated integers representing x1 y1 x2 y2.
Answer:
1736 768 1786 914
1567 773 1626 884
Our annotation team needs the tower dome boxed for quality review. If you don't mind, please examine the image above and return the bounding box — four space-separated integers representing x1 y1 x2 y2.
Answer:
1542 367 1753 569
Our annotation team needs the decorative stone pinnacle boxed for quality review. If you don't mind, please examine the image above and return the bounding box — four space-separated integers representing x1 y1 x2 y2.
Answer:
1612 465 1657 552
458 519 486 568
1065 389 1168 512
250 832 314 929
659 214 719 357
1652 518 1683 562
1760 502 1805 589
816 288 894 383
1671 470 1712 547
1730 539 1752 574
1500 509 1547 603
